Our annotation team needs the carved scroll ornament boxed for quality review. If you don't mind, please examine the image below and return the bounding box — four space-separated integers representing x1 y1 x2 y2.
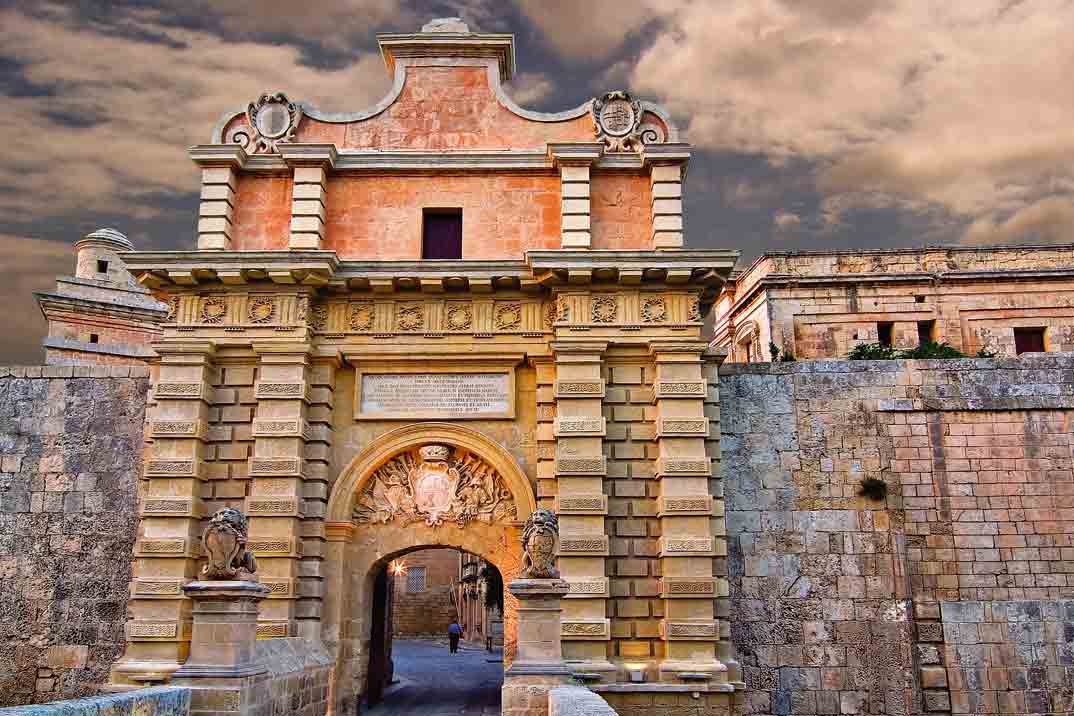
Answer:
201 508 258 580
353 444 517 527
230 92 302 154
592 90 667 152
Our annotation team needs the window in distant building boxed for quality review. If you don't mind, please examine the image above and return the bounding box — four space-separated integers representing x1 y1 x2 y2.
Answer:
97 259 109 274
406 566 427 593
89 333 99 344
422 208 462 259
917 320 936 346
915 295 925 303
1014 327 1046 354
877 322 894 347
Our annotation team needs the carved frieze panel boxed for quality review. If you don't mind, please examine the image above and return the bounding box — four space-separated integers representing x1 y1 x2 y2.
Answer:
661 620 718 641
353 444 517 527
565 578 610 598
141 498 202 518
656 418 709 437
127 621 187 641
641 296 668 324
556 495 608 514
656 458 711 476
590 295 617 324
134 538 200 558
555 456 607 476
245 497 300 516
309 304 329 332
155 382 208 400
554 380 605 399
133 579 186 598
446 303 474 331
248 457 303 476
247 296 277 324
199 296 228 324
349 302 375 331
261 578 294 599
660 578 716 598
395 303 425 332
149 421 205 440
255 621 290 639
254 382 309 401
557 535 610 555
654 381 707 399
553 416 606 436
657 495 713 516
561 618 611 640
247 538 303 557
494 302 522 330
659 537 714 556
144 459 202 479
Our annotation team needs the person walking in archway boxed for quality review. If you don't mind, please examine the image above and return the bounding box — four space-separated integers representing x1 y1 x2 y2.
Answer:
448 620 462 654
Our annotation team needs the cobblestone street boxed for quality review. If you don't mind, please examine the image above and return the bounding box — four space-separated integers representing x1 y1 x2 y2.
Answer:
365 639 503 715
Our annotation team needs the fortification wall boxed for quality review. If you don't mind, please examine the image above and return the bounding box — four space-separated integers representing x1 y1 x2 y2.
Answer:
720 356 1074 716
0 366 149 708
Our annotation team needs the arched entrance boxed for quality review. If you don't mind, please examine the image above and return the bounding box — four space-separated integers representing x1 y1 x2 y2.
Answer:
321 423 536 714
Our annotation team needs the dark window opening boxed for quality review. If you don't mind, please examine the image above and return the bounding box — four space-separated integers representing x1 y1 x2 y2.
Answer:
917 320 936 346
915 295 925 303
97 259 109 274
1014 327 1045 354
89 333 99 344
422 209 462 259
877 322 894 347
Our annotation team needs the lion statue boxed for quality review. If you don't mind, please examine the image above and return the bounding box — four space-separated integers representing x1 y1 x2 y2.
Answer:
202 507 258 580
520 508 560 579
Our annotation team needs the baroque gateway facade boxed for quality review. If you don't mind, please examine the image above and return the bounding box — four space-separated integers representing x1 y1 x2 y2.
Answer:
108 18 739 713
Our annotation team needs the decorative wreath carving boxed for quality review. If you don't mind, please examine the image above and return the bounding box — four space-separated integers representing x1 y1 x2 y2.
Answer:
166 297 178 322
556 297 571 323
446 303 473 332
230 92 302 154
641 296 668 323
495 303 522 330
591 295 617 324
248 297 276 324
199 297 227 324
396 304 424 331
688 294 702 323
353 445 517 527
543 302 556 329
591 91 666 153
349 302 374 332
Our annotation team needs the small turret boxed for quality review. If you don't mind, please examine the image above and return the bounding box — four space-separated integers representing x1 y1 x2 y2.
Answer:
73 227 136 286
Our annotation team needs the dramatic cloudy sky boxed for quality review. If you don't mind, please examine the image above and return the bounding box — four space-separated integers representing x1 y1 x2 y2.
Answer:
2 0 1072 361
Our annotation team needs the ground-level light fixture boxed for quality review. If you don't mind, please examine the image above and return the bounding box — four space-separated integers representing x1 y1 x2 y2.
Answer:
390 560 407 576
625 663 646 683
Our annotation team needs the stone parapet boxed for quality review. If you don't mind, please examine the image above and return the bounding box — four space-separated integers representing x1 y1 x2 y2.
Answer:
0 687 190 716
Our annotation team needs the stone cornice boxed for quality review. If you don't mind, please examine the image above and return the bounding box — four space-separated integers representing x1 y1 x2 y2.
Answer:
377 31 517 81
189 146 689 173
122 251 339 288
35 292 167 323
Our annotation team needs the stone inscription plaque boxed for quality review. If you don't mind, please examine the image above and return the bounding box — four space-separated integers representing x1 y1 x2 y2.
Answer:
359 372 511 419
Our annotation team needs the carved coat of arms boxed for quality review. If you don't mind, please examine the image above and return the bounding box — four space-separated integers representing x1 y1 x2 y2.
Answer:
354 444 517 526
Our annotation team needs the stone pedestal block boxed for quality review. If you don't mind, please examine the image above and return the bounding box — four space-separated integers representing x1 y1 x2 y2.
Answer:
503 579 572 716
173 581 269 679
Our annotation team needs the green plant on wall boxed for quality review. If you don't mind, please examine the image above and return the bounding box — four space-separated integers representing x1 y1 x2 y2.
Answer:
848 341 991 360
769 341 797 362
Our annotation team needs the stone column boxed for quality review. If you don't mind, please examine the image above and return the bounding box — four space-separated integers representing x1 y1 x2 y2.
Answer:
197 167 237 250
112 341 215 686
247 343 313 639
550 144 601 249
502 579 572 716
650 162 684 249
280 145 336 251
550 341 613 674
650 341 727 684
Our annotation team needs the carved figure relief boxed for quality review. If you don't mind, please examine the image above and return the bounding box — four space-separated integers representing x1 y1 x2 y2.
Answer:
201 508 258 580
520 508 560 579
353 444 516 527
230 92 302 154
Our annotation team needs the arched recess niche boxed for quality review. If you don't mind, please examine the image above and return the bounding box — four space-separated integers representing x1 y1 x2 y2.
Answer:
321 423 536 712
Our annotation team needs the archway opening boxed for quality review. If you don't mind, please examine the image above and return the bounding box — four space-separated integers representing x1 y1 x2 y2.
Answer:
362 545 507 714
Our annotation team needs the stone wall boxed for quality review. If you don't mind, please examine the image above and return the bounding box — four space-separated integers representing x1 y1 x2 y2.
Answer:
0 686 189 716
0 366 149 707
391 548 460 638
720 356 1074 716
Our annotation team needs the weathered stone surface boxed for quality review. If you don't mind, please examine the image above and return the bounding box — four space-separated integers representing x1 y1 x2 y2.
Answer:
0 685 189 716
0 372 148 708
